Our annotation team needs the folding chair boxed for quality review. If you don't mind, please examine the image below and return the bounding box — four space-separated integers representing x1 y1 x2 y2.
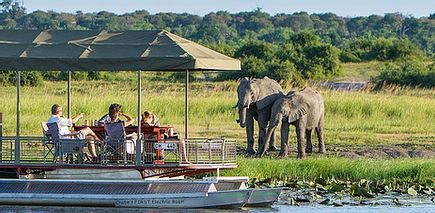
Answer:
103 122 140 163
41 122 55 162
46 122 87 164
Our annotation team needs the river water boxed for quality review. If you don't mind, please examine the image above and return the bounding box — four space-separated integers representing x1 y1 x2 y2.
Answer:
0 204 434 213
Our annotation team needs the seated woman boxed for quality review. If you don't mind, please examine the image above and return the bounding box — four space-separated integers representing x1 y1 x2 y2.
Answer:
140 110 188 163
141 111 160 126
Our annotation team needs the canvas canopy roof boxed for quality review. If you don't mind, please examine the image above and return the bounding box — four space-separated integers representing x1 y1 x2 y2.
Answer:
0 30 240 71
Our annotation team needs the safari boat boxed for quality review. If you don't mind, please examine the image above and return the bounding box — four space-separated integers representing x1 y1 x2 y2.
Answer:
0 30 282 209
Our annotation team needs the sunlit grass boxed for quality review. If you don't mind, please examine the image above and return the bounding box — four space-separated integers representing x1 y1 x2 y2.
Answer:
222 157 435 184
0 78 434 149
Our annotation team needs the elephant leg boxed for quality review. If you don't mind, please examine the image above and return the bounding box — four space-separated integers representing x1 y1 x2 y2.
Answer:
268 131 278 151
315 126 326 154
296 122 306 159
278 122 289 157
305 129 313 154
256 109 270 157
245 109 256 156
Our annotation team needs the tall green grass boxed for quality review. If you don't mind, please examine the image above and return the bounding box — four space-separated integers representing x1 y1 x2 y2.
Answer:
222 157 435 184
0 79 434 148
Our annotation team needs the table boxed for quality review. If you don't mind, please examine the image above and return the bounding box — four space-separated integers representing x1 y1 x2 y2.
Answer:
73 125 174 141
74 125 176 164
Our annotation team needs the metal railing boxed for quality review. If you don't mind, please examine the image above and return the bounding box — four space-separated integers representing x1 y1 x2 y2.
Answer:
0 136 237 166
184 138 237 164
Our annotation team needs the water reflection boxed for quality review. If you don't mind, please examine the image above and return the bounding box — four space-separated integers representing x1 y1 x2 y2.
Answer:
1 205 434 213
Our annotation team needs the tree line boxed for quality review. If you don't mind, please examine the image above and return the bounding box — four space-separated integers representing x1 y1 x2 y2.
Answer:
0 0 434 87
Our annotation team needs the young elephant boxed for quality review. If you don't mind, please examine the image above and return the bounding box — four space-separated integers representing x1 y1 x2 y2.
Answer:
259 87 325 158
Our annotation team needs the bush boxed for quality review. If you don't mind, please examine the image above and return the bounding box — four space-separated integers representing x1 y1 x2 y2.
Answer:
216 56 269 81
301 44 342 79
217 33 342 82
234 40 275 60
341 37 424 62
265 60 305 86
41 71 104 81
374 59 435 88
340 51 361 62
169 71 201 82
0 71 43 86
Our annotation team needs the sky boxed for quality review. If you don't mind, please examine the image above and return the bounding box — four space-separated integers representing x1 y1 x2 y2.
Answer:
21 0 433 17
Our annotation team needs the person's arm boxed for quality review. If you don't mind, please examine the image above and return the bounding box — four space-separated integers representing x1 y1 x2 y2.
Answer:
153 115 160 126
121 112 134 126
97 114 107 123
71 113 84 124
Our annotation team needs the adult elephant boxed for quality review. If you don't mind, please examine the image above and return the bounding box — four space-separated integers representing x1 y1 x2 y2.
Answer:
237 77 284 156
259 87 325 158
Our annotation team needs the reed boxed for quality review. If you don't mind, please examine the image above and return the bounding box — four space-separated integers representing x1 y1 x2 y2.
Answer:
222 157 435 184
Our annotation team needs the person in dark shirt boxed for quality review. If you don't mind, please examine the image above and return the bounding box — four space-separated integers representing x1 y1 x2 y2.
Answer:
98 103 134 126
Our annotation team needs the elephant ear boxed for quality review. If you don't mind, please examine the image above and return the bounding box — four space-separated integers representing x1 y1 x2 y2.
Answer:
238 77 250 86
288 96 309 123
254 78 284 110
256 92 284 110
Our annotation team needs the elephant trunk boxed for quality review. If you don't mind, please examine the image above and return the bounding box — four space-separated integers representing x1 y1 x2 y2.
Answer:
264 123 278 150
238 107 247 128
259 114 281 156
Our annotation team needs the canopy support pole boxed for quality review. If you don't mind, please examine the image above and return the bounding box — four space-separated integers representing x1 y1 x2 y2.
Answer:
15 71 20 164
67 70 71 118
135 70 142 166
185 69 189 140
0 112 2 163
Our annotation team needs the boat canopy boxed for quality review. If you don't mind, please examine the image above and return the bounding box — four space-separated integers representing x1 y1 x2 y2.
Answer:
2 30 241 165
0 30 240 71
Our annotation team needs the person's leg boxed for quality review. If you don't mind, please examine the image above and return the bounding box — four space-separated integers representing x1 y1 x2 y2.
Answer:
79 127 100 141
80 127 98 157
180 139 188 163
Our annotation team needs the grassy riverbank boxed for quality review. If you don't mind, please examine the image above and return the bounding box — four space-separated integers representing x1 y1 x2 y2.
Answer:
224 157 435 183
0 77 434 153
1 73 434 194
222 157 435 196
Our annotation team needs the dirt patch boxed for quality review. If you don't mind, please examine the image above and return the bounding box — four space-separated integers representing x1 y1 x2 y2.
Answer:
238 145 435 159
325 146 434 159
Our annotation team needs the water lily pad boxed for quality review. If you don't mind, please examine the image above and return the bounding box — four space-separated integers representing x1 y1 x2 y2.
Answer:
329 183 345 193
350 184 374 198
316 178 327 186
407 187 417 196
319 198 330 205
422 188 433 195
333 202 343 207
359 179 368 185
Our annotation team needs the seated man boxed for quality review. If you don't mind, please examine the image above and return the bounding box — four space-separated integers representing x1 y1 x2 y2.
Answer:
47 104 99 159
99 103 134 126
141 111 160 126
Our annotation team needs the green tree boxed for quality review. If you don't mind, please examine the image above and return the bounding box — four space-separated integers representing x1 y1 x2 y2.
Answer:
234 40 275 60
0 0 25 28
272 12 313 31
195 12 236 42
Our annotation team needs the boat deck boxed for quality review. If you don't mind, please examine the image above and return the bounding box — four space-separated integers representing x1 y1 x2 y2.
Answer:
0 136 237 178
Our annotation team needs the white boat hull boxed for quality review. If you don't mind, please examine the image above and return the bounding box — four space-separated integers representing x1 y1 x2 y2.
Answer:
0 179 251 208
0 190 251 208
246 188 283 207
